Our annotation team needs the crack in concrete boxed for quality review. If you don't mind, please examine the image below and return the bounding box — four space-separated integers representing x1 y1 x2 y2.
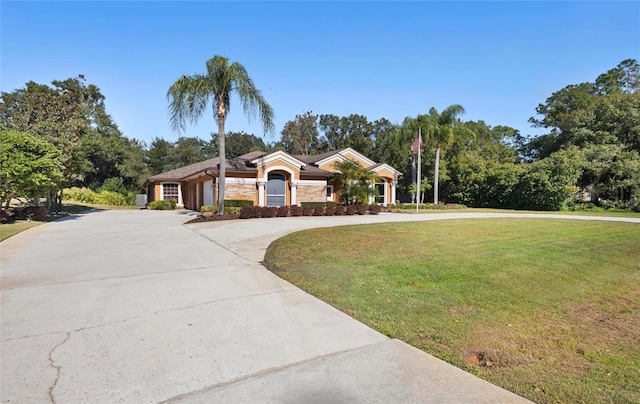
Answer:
47 332 71 404
3 288 299 343
0 263 233 291
158 340 388 403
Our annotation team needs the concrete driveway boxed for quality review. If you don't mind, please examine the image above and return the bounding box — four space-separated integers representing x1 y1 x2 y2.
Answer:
3 209 635 403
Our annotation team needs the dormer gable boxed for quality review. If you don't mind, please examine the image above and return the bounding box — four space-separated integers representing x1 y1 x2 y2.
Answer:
314 148 376 171
250 150 307 169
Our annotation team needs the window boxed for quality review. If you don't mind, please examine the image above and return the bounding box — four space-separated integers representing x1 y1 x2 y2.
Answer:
375 182 386 204
326 185 333 202
266 173 286 206
162 183 179 201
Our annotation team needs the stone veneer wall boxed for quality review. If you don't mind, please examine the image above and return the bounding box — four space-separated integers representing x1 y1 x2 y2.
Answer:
297 185 326 204
225 184 255 201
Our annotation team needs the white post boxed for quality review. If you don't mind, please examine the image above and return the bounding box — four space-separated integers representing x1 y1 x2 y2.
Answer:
416 127 421 214
391 180 396 204
290 182 298 206
257 181 267 206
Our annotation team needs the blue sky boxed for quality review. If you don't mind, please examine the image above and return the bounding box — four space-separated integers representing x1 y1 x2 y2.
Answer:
2 1 638 146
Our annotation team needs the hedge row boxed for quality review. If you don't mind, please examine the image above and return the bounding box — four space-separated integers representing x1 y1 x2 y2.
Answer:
239 204 381 219
64 187 135 206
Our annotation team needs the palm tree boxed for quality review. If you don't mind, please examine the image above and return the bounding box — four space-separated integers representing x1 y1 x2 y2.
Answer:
332 159 379 205
167 56 274 213
425 105 472 204
408 178 432 204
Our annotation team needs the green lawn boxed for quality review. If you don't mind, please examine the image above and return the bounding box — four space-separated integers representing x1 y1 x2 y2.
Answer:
264 219 640 403
0 220 43 241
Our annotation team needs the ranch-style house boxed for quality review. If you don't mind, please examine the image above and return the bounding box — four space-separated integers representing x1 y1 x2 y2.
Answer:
147 148 401 210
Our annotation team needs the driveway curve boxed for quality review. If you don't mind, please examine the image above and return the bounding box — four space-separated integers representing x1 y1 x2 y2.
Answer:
2 210 637 403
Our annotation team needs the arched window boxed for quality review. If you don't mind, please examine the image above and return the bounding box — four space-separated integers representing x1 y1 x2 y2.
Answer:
267 173 286 206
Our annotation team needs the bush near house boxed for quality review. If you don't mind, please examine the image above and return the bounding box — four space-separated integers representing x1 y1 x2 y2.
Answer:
368 204 381 215
277 206 290 217
356 204 368 215
149 200 176 210
237 203 386 220
225 199 254 208
301 201 336 208
200 205 216 214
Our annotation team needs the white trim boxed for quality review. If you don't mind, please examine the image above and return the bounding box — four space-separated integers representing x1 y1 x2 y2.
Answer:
326 185 334 202
315 148 376 168
257 181 267 207
259 165 297 182
369 163 403 177
290 182 298 205
295 179 327 186
224 177 257 185
160 182 183 207
251 150 306 169
374 180 387 206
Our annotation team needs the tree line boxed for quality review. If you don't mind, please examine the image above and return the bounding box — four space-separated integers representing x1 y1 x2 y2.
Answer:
1 58 639 211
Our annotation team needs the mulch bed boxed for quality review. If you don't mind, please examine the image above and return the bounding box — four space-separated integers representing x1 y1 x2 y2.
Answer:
185 214 240 224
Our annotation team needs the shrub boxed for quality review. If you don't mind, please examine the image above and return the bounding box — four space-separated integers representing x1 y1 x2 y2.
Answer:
239 206 254 219
324 205 336 216
368 204 382 215
277 206 290 217
224 207 241 215
94 190 135 206
64 187 98 203
346 205 356 215
25 206 48 220
312 205 324 216
335 205 345 215
200 205 216 213
0 208 16 223
301 201 336 208
356 204 368 215
261 206 277 218
63 187 135 206
225 199 254 208
149 200 176 210
302 206 312 216
290 205 302 216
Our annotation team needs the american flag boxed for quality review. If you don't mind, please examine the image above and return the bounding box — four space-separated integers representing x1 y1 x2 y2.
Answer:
410 133 423 153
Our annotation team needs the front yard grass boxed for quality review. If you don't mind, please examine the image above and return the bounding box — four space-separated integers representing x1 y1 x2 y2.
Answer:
264 218 640 403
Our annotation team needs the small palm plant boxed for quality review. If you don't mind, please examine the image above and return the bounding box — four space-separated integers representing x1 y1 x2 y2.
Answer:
331 159 379 205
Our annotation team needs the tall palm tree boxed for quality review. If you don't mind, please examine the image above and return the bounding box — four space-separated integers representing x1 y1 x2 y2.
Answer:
425 104 472 204
167 56 274 213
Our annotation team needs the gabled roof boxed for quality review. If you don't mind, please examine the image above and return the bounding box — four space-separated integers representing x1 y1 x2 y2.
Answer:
311 148 376 168
148 156 258 181
367 163 403 177
250 150 307 168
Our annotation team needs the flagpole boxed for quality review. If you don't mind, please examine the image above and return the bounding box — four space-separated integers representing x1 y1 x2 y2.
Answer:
416 127 421 214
